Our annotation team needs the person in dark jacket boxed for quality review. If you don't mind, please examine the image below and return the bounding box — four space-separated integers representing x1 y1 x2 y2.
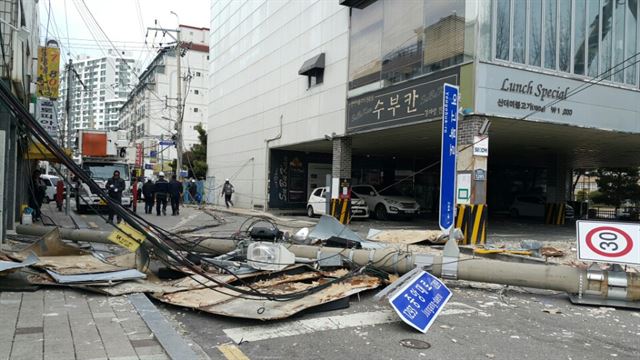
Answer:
169 175 183 215
154 172 169 216
28 170 46 221
221 179 234 208
105 170 126 224
142 178 155 214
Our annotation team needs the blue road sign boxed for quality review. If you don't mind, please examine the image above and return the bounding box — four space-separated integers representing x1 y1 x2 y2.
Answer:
439 83 459 233
388 270 452 333
159 140 175 146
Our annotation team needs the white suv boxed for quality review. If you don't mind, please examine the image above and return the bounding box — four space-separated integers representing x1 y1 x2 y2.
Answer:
306 187 369 219
351 185 420 220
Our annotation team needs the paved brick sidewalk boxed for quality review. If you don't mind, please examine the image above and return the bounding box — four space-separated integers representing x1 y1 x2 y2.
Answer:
0 289 171 360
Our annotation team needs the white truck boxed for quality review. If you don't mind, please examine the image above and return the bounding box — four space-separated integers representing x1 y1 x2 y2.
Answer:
75 130 132 213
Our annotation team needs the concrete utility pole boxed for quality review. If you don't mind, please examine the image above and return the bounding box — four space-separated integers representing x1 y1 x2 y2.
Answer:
64 59 73 215
147 17 183 179
14 225 640 307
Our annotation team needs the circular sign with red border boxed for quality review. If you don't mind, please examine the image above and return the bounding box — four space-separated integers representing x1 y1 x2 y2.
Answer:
585 226 633 258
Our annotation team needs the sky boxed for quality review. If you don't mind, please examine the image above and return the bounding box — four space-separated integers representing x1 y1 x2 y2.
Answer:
39 0 209 73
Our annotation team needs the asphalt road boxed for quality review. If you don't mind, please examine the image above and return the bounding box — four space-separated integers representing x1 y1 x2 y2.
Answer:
66 204 640 360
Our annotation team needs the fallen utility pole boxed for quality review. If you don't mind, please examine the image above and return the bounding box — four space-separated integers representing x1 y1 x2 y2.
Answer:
16 225 640 307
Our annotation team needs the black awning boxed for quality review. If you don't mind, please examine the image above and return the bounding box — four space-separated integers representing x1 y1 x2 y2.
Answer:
298 53 325 76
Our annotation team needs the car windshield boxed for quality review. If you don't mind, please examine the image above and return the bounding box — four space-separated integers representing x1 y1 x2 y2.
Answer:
352 185 377 195
83 163 129 181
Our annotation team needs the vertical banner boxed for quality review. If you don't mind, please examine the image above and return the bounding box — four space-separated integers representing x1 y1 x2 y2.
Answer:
135 143 143 167
439 84 459 233
36 46 61 99
35 98 59 142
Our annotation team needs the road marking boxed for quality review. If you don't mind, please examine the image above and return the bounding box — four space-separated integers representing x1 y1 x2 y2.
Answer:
223 304 477 343
217 344 250 360
87 221 99 229
171 211 201 231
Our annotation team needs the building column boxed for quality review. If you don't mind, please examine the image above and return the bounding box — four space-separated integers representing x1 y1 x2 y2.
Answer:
544 154 569 225
331 137 352 224
456 116 488 244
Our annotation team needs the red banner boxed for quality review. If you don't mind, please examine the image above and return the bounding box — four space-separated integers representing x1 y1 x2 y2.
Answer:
135 143 143 167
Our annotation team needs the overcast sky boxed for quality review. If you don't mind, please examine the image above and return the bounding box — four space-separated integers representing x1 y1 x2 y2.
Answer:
39 0 209 72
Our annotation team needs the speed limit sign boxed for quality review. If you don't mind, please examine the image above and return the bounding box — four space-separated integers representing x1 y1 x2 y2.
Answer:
577 221 640 265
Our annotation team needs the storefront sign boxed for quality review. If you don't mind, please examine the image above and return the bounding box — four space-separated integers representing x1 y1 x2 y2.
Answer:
456 172 471 205
475 63 639 133
472 136 489 157
135 143 143 167
474 169 486 181
347 68 459 133
36 46 61 99
35 99 59 141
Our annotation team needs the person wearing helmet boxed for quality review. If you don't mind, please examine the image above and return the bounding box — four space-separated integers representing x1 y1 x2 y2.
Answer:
153 172 170 215
221 178 234 208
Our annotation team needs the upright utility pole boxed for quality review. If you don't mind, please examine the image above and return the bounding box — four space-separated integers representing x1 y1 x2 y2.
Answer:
175 28 183 179
64 59 73 215
147 20 183 179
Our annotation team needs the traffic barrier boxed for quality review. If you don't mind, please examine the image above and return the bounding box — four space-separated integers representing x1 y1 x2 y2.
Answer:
455 204 487 245
330 198 351 225
545 203 566 225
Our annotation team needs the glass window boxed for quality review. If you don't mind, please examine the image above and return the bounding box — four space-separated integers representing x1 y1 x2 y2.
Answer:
381 0 424 84
544 0 557 69
601 0 614 80
423 0 466 72
558 0 572 72
496 0 511 60
348 0 383 89
574 0 586 74
529 0 542 66
613 0 626 83
625 0 637 84
512 0 526 64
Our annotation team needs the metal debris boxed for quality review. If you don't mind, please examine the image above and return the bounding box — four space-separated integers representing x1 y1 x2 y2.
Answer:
154 269 381 320
0 252 38 274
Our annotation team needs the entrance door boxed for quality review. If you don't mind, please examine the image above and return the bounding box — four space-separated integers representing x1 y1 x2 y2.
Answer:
307 163 332 200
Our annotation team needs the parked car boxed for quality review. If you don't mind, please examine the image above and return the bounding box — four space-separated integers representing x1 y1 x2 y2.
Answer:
306 186 369 219
509 195 574 219
40 174 65 203
351 184 420 220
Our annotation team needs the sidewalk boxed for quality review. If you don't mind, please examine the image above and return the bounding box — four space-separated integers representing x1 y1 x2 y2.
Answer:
0 289 200 360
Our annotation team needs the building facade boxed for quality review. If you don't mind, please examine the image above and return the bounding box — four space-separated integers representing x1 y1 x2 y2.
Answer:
208 0 640 214
0 0 40 239
57 51 136 140
119 25 209 177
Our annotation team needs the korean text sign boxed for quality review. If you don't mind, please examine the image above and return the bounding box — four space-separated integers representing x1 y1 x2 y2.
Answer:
389 270 452 333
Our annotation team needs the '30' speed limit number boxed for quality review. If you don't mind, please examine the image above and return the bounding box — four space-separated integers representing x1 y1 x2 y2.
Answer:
577 221 640 265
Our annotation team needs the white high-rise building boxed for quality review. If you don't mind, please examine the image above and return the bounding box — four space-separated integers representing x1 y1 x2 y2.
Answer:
119 25 209 176
58 50 136 140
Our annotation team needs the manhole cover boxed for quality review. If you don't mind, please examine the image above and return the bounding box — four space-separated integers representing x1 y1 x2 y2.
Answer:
399 339 431 350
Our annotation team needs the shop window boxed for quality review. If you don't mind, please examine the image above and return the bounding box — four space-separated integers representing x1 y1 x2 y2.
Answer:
529 0 542 66
544 0 557 69
574 0 586 75
512 2 526 64
625 0 638 84
613 0 626 83
558 0 572 72
601 0 614 80
496 0 510 60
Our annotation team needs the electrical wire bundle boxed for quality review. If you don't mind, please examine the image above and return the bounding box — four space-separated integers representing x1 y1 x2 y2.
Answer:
3 80 386 301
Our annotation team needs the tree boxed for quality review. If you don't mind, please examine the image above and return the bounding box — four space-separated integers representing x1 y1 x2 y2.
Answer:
182 123 208 179
591 168 640 208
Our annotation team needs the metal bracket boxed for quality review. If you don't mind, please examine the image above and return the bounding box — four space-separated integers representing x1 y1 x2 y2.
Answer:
441 239 460 280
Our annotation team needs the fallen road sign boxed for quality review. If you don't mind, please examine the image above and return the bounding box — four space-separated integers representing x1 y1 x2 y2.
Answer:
388 270 452 333
108 222 147 252
576 220 640 265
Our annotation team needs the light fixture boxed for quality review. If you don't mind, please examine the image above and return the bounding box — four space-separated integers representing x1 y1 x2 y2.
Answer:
246 242 295 271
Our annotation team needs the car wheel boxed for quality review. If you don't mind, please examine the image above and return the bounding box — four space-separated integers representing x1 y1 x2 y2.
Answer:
307 206 315 218
375 204 388 220
510 208 519 218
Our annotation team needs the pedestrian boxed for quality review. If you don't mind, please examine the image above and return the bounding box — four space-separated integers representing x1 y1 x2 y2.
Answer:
131 176 138 213
105 170 126 224
221 178 234 208
154 172 169 216
169 174 183 216
28 169 46 221
142 178 155 214
188 179 197 204
55 179 64 211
